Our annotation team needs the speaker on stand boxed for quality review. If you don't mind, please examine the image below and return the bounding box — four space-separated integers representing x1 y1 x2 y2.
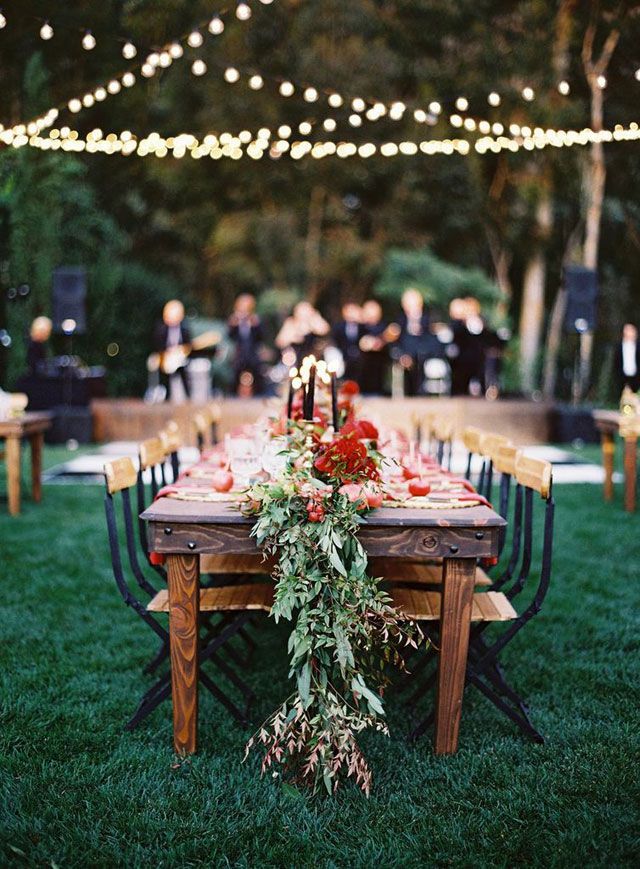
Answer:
49 267 93 443
563 266 598 405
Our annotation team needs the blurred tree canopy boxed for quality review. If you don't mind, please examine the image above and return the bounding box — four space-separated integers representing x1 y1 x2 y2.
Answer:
0 0 639 399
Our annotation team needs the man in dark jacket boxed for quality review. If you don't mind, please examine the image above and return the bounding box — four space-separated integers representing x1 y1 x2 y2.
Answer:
614 323 640 393
227 293 264 395
332 302 364 383
153 300 192 400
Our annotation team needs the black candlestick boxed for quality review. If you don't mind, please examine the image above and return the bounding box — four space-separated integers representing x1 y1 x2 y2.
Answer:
306 365 316 420
286 378 295 420
331 374 339 431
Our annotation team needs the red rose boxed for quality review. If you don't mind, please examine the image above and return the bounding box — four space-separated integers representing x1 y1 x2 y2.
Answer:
340 380 360 397
314 436 379 482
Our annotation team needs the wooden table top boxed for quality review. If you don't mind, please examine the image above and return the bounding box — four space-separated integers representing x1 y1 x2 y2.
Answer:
0 411 52 437
142 495 506 529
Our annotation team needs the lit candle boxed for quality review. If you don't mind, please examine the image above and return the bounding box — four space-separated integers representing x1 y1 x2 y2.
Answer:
300 368 310 420
328 363 338 431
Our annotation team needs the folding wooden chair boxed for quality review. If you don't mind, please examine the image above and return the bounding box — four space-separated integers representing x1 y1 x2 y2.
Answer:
104 457 271 729
433 418 454 470
462 426 483 484
394 454 554 744
477 432 511 500
194 410 213 454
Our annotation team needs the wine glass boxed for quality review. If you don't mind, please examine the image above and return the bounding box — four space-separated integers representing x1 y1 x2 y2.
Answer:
226 436 262 488
262 436 289 479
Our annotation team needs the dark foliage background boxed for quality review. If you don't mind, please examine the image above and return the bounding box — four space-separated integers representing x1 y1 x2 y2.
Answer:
1 0 639 397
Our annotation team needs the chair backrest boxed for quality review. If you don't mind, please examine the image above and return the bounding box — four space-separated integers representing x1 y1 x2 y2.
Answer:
136 438 171 574
462 426 483 481
209 402 221 444
434 417 454 470
194 410 213 452
478 432 511 499
159 423 181 481
494 443 520 531
103 458 164 636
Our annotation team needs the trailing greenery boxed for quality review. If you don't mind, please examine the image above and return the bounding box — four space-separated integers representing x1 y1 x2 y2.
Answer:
244 424 419 794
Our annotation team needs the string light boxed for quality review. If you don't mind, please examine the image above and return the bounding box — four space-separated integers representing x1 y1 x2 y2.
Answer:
488 91 501 106
122 40 137 59
249 74 264 89
82 30 96 50
522 86 535 101
236 2 252 20
0 11 6 29
209 16 225 35
192 59 207 76
187 30 203 48
40 21 54 40
279 81 295 96
558 80 570 95
597 74 607 88
224 66 240 82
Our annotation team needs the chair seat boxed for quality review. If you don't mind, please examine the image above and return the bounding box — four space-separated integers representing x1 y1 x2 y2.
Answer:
200 554 274 575
391 588 516 622
369 558 492 587
147 583 274 613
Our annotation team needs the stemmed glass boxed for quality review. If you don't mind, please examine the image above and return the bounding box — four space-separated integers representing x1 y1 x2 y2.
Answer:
262 436 289 479
225 435 262 488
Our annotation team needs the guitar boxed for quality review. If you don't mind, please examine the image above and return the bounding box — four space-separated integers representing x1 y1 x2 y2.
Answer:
147 329 221 375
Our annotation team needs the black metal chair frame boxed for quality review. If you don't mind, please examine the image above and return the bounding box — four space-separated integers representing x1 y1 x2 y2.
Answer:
405 476 555 744
104 478 256 729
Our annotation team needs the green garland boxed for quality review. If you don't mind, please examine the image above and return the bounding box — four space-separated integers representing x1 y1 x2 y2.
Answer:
243 426 422 795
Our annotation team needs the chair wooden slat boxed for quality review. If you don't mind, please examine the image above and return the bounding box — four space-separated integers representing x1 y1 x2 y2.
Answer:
139 437 165 470
462 426 483 454
479 433 511 461
391 587 515 622
201 553 275 574
104 457 138 494
493 444 520 476
147 583 273 613
515 454 552 497
159 427 181 454
369 558 491 587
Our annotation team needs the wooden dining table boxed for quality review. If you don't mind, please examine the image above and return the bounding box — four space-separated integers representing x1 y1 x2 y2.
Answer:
142 495 506 757
593 408 639 511
0 411 51 516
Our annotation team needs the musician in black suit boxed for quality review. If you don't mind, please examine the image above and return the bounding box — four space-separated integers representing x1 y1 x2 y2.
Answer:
26 316 52 376
227 293 264 395
359 300 394 394
394 288 435 395
332 302 364 382
614 323 640 393
153 300 192 400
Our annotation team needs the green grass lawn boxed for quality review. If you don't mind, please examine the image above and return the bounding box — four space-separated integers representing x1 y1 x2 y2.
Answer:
1 446 639 867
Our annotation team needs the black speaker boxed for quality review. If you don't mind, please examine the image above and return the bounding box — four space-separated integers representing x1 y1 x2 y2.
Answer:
52 267 87 334
563 266 598 333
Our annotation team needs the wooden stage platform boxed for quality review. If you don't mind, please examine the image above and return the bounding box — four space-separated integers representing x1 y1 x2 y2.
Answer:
91 396 553 445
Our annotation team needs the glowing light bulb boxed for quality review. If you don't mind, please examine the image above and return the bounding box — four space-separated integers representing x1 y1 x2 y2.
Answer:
236 2 252 20
455 96 468 111
192 59 207 76
249 74 263 90
279 81 294 96
169 43 183 59
635 69 640 82
0 11 6 28
82 93 95 107
278 125 292 138
209 16 224 35
188 31 203 48
141 64 155 78
488 91 501 106
299 121 312 135
414 109 427 122
352 97 366 112
224 67 240 83
304 87 318 102
107 80 121 94
68 99 82 113
328 93 343 108
94 87 107 101
82 31 96 50
428 101 441 115
597 74 607 88
122 72 135 87
323 118 336 132
349 114 362 127
558 80 570 95
40 22 54 40
522 86 535 101
122 40 136 59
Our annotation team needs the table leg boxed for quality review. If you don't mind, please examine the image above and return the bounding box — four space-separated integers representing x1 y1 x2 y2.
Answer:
5 435 21 516
601 431 615 502
167 553 200 755
434 557 476 755
623 436 637 513
30 432 44 503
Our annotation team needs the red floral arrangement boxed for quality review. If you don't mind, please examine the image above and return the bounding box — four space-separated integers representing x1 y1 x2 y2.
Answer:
340 419 379 441
314 434 380 482
339 380 360 397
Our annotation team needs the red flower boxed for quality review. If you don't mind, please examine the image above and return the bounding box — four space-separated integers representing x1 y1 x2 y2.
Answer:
341 419 379 441
339 380 360 397
314 436 379 482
